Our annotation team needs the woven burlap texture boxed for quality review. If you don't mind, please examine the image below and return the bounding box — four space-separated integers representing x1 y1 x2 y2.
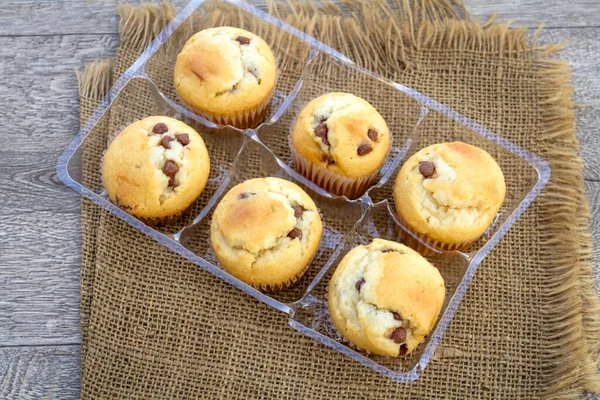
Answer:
77 1 600 398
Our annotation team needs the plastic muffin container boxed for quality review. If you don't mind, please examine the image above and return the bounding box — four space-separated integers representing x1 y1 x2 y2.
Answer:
57 0 550 383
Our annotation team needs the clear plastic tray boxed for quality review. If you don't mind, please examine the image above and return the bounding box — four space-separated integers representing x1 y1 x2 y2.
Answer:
57 0 550 383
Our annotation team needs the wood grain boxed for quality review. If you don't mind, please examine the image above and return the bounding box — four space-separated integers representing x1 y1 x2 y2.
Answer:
534 27 600 182
0 211 81 346
586 180 600 293
0 345 80 400
0 0 598 37
0 35 119 151
466 0 600 28
0 0 187 36
0 152 80 213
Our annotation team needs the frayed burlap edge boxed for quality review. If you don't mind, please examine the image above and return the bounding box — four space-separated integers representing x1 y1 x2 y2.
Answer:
534 55 600 397
76 1 600 398
117 2 179 54
76 59 114 369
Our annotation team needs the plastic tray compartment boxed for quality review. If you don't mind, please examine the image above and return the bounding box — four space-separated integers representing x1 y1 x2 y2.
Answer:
57 0 550 383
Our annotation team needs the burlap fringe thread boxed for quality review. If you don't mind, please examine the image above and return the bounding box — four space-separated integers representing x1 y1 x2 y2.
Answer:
77 1 600 398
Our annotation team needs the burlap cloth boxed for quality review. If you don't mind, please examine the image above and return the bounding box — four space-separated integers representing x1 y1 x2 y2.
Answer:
76 1 600 398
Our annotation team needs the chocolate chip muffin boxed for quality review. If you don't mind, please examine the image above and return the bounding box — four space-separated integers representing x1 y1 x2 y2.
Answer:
328 239 445 357
394 142 506 252
210 177 323 292
290 92 390 199
102 116 210 225
174 27 277 129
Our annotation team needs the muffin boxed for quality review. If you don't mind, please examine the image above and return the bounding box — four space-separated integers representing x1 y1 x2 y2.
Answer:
102 116 210 226
210 177 323 292
174 27 277 129
328 239 445 356
290 92 390 199
394 142 506 252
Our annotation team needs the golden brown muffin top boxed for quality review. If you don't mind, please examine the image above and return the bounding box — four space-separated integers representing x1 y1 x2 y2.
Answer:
210 177 322 288
329 239 446 356
102 116 210 219
394 142 506 244
174 27 276 115
291 92 390 178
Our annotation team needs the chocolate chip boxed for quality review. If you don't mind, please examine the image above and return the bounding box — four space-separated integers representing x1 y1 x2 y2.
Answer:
238 192 256 200
322 155 335 165
287 228 303 240
175 133 190 146
168 176 175 187
236 36 250 45
392 312 402 321
418 161 436 178
161 136 174 149
292 205 304 218
390 327 407 344
314 123 329 145
152 123 168 135
163 160 179 178
355 278 365 292
367 129 378 141
357 143 372 156
382 249 395 253
398 344 408 356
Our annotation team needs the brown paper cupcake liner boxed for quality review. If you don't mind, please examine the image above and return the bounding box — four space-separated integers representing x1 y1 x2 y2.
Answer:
135 203 195 227
192 89 273 130
290 145 380 199
395 213 478 255
251 257 313 293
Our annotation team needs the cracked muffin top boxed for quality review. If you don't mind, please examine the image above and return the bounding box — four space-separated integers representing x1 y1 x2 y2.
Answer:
174 27 276 116
394 142 506 244
291 92 390 178
102 116 210 219
210 177 322 289
328 239 445 357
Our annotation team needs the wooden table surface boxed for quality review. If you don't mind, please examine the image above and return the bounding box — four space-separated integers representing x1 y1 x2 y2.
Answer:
0 0 598 398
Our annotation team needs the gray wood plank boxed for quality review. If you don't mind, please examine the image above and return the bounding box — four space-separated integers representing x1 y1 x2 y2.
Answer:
0 0 599 37
0 152 80 213
0 34 113 348
533 27 600 182
0 0 187 36
465 0 600 28
0 345 79 400
0 211 81 346
585 180 600 293
0 34 118 214
0 34 119 152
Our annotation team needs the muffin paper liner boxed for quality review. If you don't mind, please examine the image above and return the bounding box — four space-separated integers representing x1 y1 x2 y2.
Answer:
136 204 194 227
192 89 274 129
251 257 313 293
395 212 478 255
290 144 381 199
